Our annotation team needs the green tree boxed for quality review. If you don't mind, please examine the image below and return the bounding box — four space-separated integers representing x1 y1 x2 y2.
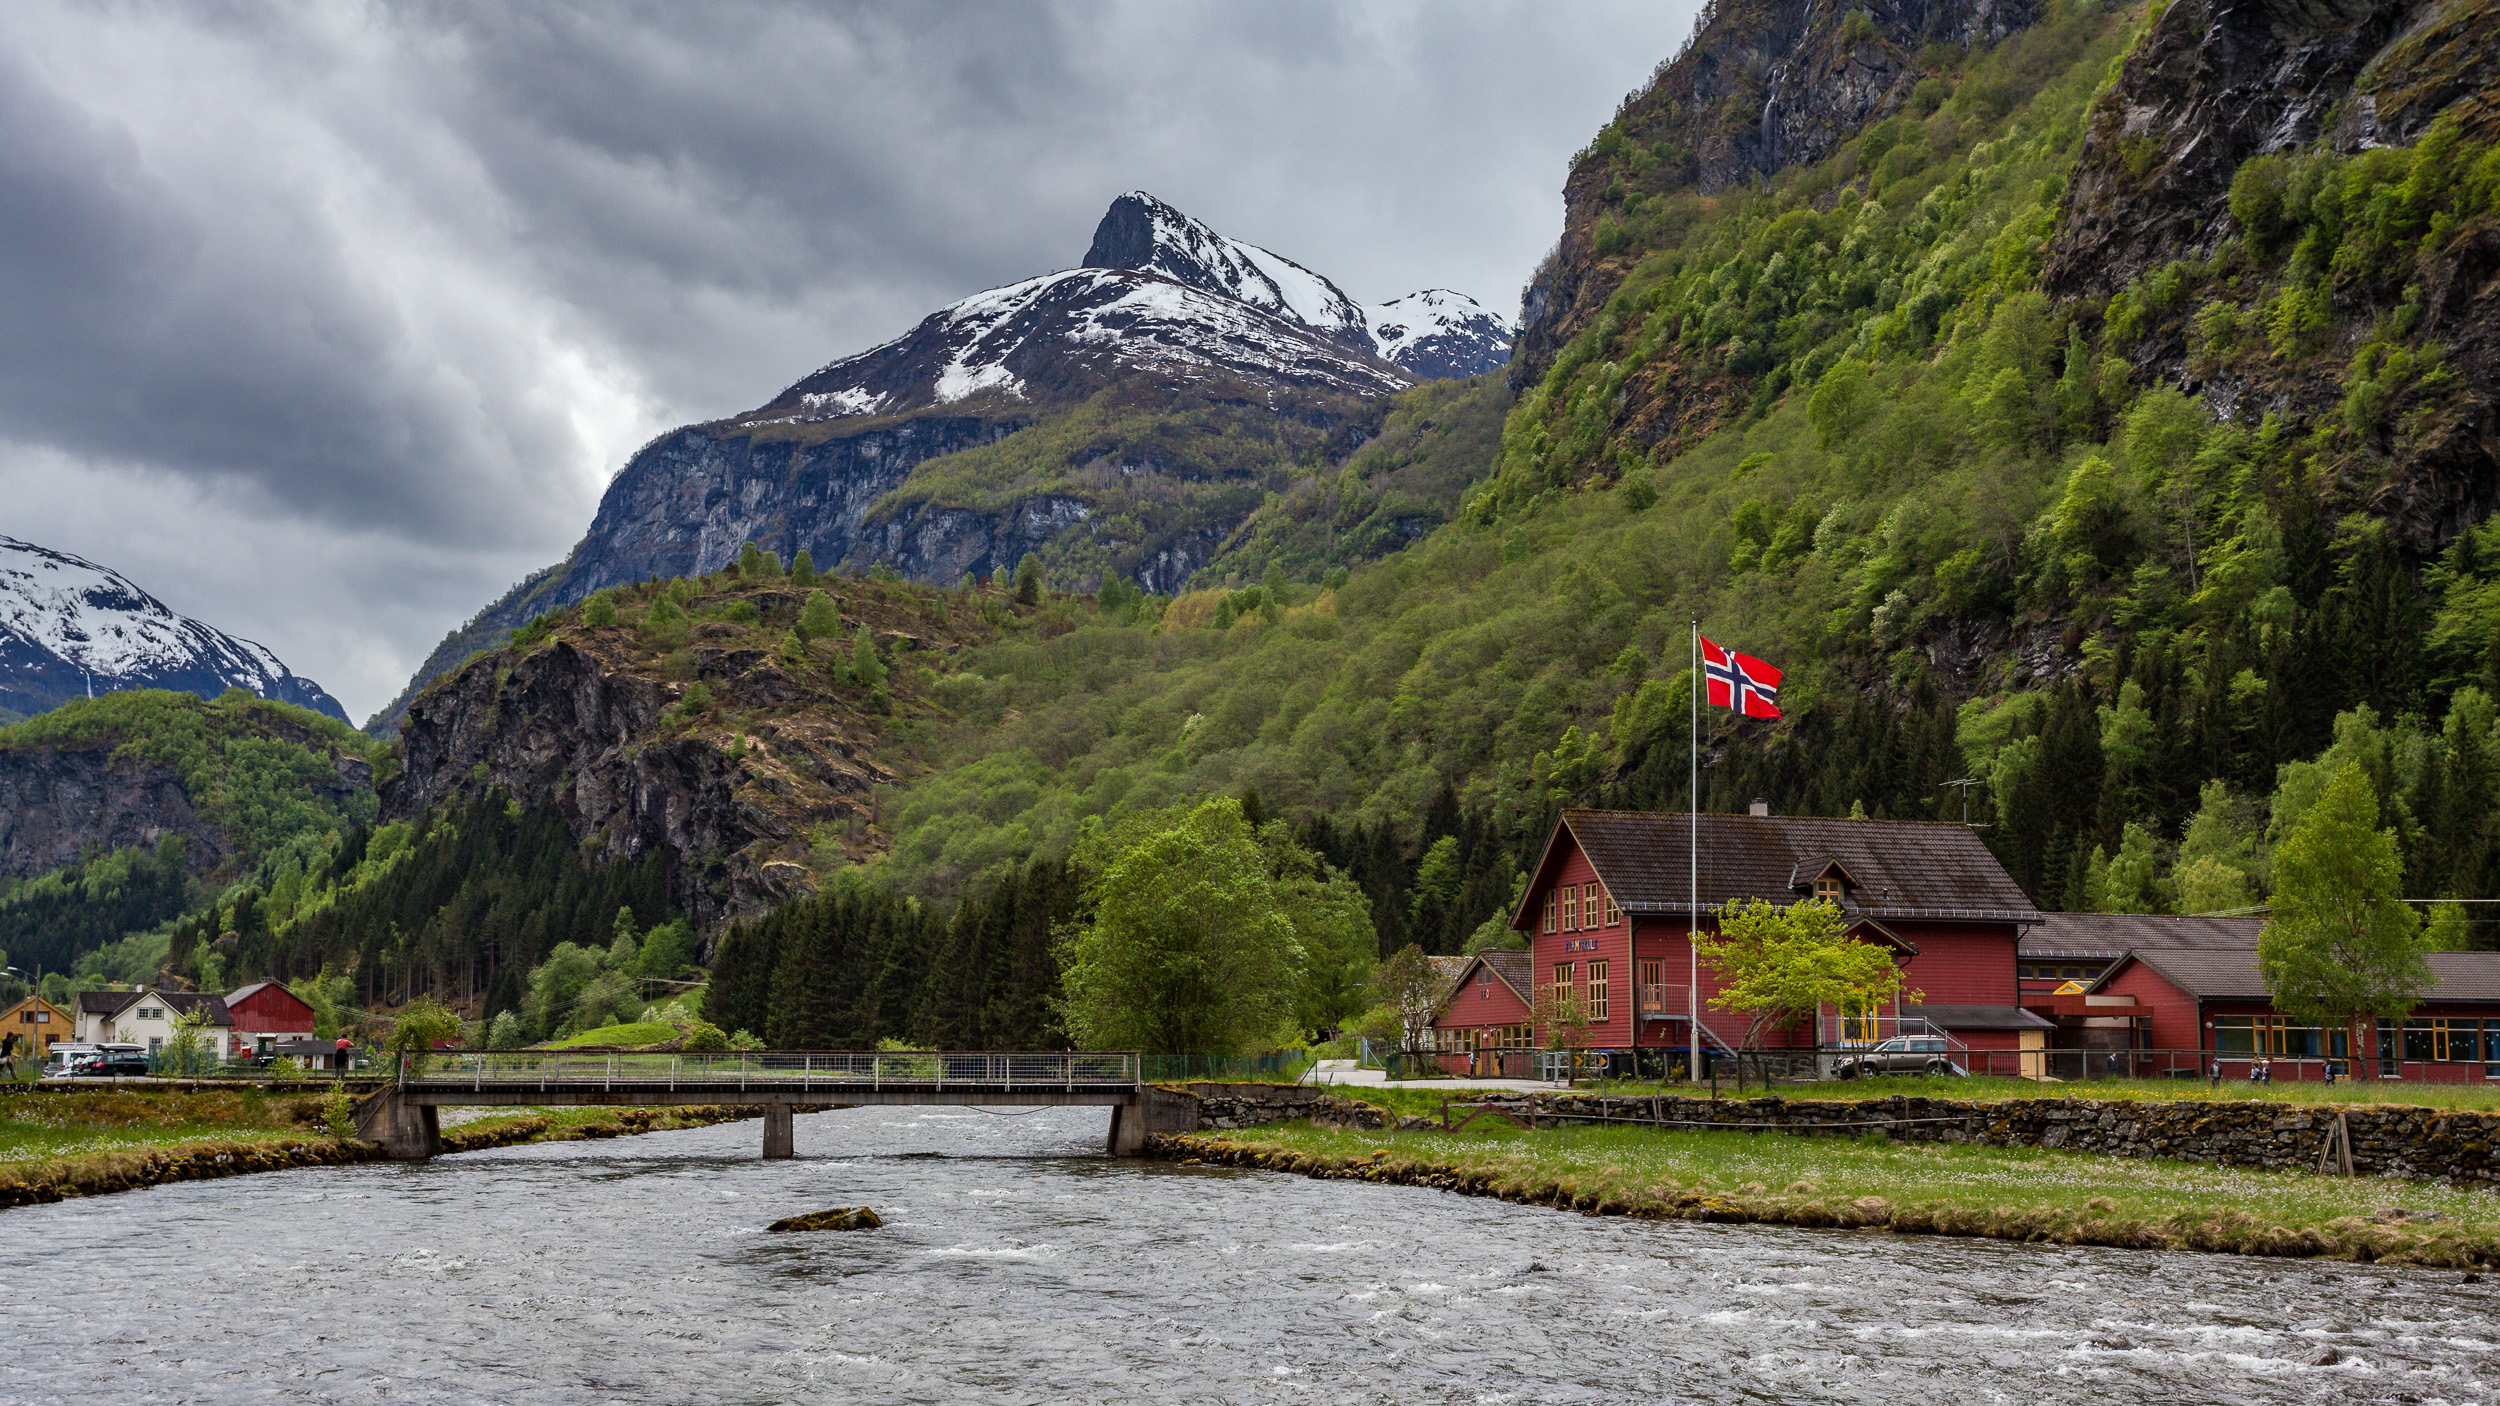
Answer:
1370 942 1445 1067
385 995 464 1073
798 589 840 641
1282 868 1376 1038
161 1004 216 1077
1015 553 1043 605
791 549 817 584
1698 897 1914 1086
584 593 616 628
1057 798 1303 1054
486 1011 523 1049
849 626 887 689
2258 761 2431 1076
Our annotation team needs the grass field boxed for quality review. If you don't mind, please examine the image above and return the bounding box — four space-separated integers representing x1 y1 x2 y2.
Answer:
0 1088 331 1164
1559 1073 2500 1112
1177 1119 2500 1266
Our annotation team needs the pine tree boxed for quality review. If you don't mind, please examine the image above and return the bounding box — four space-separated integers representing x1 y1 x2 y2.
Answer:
798 589 840 642
791 550 817 585
1015 553 1042 605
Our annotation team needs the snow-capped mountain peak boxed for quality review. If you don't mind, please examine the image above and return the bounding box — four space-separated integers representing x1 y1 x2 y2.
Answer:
1083 192 1374 349
0 536 345 722
1366 288 1518 381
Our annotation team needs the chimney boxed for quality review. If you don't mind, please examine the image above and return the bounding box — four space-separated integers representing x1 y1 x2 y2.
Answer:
1749 798 1771 818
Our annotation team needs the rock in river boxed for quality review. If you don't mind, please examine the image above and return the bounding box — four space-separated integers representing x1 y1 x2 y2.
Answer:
768 1207 884 1233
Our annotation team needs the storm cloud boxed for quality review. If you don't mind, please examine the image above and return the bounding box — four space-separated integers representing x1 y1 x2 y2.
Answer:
0 0 1698 720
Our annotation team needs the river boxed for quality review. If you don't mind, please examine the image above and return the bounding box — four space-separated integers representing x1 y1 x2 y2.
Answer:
3 1106 2495 1404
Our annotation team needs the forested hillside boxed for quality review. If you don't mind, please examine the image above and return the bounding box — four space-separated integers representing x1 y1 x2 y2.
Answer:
0 691 378 978
870 0 2500 949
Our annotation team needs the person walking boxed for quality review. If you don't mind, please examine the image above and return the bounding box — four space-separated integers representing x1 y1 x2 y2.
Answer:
1 1029 18 1080
334 1035 353 1076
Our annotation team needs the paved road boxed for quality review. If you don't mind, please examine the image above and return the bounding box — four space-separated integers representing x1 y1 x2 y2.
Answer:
1302 1059 1555 1095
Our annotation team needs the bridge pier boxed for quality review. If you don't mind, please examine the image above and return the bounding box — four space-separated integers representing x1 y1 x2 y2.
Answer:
1108 1086 1199 1156
762 1103 795 1159
353 1088 441 1160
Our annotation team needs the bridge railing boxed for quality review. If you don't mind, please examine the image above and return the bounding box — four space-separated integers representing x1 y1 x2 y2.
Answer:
404 1050 1140 1087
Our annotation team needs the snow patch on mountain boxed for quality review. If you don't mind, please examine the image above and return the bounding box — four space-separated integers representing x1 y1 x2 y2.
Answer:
0 536 345 721
1084 191 1372 346
1368 289 1517 377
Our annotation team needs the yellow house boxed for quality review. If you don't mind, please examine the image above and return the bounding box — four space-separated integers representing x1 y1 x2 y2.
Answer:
3 994 73 1063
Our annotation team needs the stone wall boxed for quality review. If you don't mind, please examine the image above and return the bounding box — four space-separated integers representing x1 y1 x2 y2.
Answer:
1523 1093 2500 1184
1156 1083 1390 1132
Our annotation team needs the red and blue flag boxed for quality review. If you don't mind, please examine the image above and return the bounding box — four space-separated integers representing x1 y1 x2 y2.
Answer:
1701 636 1782 719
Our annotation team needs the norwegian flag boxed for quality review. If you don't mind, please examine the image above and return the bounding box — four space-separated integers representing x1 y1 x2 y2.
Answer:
1700 635 1783 719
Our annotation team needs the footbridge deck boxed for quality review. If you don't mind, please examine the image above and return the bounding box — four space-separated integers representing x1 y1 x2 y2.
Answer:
357 1051 1197 1160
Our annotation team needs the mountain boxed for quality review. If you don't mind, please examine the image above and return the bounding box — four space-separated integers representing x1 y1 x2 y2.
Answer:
0 536 346 724
373 192 1514 733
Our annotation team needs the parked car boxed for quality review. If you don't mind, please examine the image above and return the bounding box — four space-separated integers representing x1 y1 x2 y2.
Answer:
45 1043 150 1078
1831 1036 1966 1078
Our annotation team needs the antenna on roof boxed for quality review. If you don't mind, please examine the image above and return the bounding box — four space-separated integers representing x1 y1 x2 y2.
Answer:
1940 777 1983 827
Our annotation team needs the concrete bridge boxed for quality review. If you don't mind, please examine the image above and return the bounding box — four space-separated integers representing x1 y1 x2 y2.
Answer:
352 1050 1199 1160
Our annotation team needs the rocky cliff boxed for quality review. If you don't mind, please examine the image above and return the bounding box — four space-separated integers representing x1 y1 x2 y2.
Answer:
0 693 372 883
0 747 220 882
1512 0 2044 390
383 569 1010 925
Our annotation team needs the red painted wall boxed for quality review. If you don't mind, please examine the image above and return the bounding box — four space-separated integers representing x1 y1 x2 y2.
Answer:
1435 965 1533 1033
227 984 317 1035
1530 844 1640 1047
2097 961 2200 1050
1894 925 2019 1007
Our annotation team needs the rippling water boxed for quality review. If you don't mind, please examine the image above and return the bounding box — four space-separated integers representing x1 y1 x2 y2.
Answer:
4 1106 2496 1404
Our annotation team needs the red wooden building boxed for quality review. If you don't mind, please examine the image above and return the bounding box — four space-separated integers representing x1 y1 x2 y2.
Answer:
223 981 319 1059
1433 807 2048 1075
2082 945 2500 1081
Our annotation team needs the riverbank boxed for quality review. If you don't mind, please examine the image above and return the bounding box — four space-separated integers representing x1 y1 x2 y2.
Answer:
1154 1121 2500 1269
0 1089 766 1209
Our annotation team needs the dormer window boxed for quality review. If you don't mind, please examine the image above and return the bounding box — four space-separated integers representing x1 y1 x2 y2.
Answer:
1814 876 1844 904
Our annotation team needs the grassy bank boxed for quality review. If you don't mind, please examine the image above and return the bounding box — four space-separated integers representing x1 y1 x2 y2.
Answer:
1160 1120 2500 1269
0 1089 762 1210
1374 1073 2500 1114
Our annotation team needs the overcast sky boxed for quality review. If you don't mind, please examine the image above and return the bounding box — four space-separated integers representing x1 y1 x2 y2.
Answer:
0 0 1698 722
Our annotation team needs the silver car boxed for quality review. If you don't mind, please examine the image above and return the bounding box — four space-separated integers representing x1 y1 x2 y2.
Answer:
1831 1036 1966 1078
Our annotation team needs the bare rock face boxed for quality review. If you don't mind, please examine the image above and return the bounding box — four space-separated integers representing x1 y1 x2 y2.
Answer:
2040 0 2483 297
1513 0 2042 389
384 641 821 927
0 746 223 881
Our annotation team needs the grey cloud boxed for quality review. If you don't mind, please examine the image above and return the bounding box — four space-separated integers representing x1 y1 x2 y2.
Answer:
0 0 1697 720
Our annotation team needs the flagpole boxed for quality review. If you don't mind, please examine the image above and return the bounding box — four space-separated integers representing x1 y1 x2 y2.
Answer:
1689 616 1699 1086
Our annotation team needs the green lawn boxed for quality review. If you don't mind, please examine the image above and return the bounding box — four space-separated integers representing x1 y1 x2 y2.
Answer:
0 1088 327 1164
1569 1073 2500 1112
539 1021 681 1049
1186 1119 2500 1265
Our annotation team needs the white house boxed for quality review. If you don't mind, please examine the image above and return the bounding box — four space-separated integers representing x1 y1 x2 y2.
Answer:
74 989 237 1059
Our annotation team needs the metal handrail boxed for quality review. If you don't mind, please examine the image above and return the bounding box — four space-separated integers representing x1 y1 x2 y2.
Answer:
402 1050 1141 1086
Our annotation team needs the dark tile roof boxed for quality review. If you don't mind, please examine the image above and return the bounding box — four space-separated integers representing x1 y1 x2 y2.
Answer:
2096 946 2500 1005
78 990 141 1016
159 991 234 1026
2021 913 2265 959
1436 950 1536 1019
1480 951 1533 1003
1905 1003 2054 1031
1541 810 2040 923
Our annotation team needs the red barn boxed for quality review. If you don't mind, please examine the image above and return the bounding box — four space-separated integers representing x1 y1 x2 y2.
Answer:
1442 807 2047 1076
224 981 319 1058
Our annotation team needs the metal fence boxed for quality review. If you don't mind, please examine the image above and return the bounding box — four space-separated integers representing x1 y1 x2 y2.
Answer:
1139 1052 1307 1083
407 1050 1141 1087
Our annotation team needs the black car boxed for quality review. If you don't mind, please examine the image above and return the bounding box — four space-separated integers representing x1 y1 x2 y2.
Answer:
58 1047 152 1077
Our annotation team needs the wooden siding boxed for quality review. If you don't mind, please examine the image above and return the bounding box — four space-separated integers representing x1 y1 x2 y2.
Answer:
1894 925 2021 1007
2099 961 2202 1050
1435 966 1533 1031
226 985 317 1036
